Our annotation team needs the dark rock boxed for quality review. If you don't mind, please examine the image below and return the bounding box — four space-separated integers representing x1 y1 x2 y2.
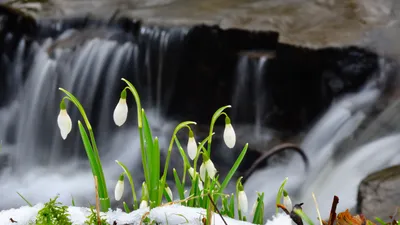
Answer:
166 24 279 126
357 165 400 219
165 24 381 133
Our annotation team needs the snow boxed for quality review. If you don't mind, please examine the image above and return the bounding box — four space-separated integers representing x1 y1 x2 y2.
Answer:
0 204 294 225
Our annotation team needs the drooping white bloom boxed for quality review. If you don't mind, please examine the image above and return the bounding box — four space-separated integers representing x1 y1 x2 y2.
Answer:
165 186 173 200
139 200 148 209
188 167 204 191
238 190 248 214
57 109 72 140
223 117 236 148
283 190 293 211
188 167 195 178
113 98 128 126
114 175 125 201
200 156 217 180
187 131 198 160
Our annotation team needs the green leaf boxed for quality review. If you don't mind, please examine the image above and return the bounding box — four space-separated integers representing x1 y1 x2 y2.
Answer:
173 168 185 202
17 192 33 207
123 202 131 213
276 177 288 214
217 143 248 202
294 209 314 225
252 192 265 225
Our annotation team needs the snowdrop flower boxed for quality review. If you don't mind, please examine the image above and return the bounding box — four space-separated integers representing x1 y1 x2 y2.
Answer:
139 200 148 209
113 89 128 126
199 154 217 180
188 167 204 191
188 167 196 178
114 174 125 201
223 116 236 148
283 190 293 211
187 130 198 160
57 100 72 140
237 183 248 214
165 185 173 200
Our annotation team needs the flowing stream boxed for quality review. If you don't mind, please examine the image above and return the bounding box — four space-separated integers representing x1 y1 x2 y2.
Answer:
0 18 398 222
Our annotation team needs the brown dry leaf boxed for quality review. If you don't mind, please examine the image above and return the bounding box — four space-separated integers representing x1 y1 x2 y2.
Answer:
336 209 376 225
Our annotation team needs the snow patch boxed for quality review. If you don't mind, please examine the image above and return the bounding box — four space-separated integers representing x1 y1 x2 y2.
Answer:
0 204 294 225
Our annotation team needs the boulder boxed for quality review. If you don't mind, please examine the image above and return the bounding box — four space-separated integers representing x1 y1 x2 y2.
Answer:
357 165 400 219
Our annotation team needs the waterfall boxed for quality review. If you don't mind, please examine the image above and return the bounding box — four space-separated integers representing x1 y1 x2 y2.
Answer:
0 16 392 222
0 25 187 209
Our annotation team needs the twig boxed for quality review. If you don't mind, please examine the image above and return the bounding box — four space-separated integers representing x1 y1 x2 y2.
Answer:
242 143 309 183
312 192 323 225
94 176 101 225
207 193 228 225
327 196 339 225
140 211 150 225
276 203 291 215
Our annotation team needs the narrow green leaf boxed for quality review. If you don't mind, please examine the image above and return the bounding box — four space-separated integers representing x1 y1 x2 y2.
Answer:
123 202 131 213
17 192 33 207
71 195 75 206
217 143 248 202
276 177 288 214
252 192 265 225
294 209 314 225
173 169 185 202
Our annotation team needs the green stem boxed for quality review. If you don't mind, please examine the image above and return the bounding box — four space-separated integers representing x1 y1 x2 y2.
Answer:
59 88 110 211
206 106 231 157
158 121 196 205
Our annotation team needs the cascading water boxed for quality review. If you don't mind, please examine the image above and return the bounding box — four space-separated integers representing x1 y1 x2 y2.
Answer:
0 15 395 223
0 24 188 209
244 71 400 220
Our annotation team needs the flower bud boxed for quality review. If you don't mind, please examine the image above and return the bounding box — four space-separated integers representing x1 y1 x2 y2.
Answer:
57 100 72 140
223 116 236 148
113 90 128 126
114 174 125 201
187 130 198 160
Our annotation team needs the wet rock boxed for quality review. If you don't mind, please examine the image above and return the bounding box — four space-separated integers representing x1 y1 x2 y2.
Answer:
335 97 400 161
357 165 400 219
165 25 381 133
166 25 279 126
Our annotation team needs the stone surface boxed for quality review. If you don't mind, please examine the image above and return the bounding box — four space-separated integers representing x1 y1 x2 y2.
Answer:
31 0 400 47
357 165 400 219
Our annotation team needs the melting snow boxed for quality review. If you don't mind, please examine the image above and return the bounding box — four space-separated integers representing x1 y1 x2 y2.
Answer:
0 204 294 225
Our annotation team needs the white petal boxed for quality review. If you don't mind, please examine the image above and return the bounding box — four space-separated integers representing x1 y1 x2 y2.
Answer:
187 137 198 160
198 180 204 191
165 186 173 200
238 191 248 214
223 124 236 148
188 167 195 179
283 195 292 211
113 98 128 126
114 180 124 201
139 200 148 209
199 163 206 181
57 109 72 140
205 160 217 179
